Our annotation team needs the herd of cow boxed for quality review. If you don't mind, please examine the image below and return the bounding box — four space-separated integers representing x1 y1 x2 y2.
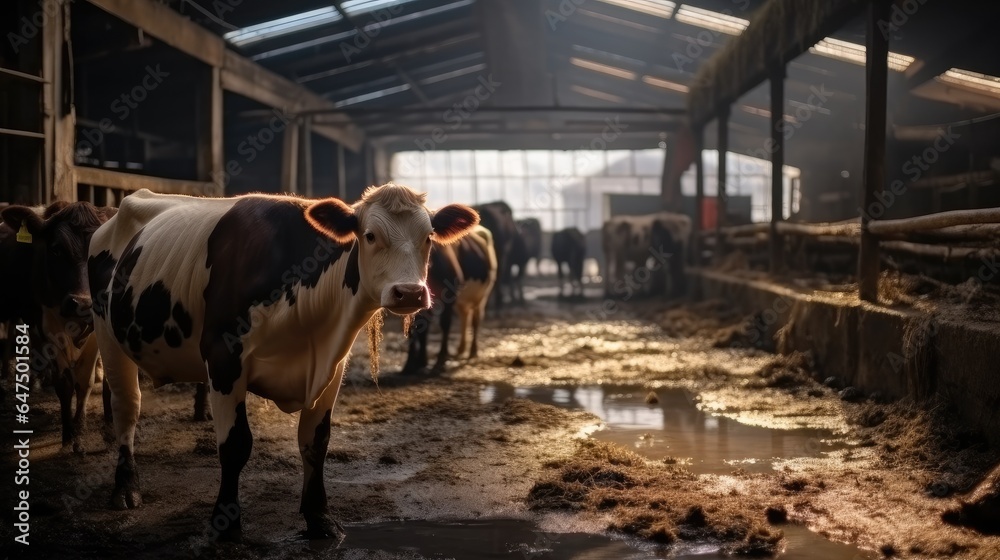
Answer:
0 184 687 543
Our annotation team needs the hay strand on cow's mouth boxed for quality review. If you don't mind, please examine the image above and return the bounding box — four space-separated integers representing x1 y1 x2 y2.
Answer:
402 313 414 338
366 309 385 394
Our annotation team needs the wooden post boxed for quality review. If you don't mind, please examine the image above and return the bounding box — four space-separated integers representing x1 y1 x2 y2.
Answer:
769 66 785 274
336 143 346 200
197 66 224 195
716 105 730 261
691 126 705 267
44 0 76 203
859 0 891 303
300 117 313 197
281 119 299 194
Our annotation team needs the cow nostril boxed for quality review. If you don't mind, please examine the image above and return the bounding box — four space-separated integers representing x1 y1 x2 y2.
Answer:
393 287 405 300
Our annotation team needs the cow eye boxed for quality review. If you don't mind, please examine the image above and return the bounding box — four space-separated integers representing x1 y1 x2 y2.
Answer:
364 231 376 244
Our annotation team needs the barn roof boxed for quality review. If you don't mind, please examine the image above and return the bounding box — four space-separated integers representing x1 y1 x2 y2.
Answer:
158 0 999 160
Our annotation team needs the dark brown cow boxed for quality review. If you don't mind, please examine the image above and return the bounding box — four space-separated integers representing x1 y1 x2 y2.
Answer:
1 201 115 452
473 201 517 308
552 227 586 299
507 218 541 304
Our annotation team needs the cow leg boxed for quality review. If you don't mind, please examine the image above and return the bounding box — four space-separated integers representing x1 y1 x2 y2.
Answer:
55 368 74 448
208 384 252 543
97 326 143 510
403 311 430 374
70 334 100 454
469 304 483 359
454 306 470 359
193 383 212 421
432 304 453 373
102 377 113 423
298 367 344 541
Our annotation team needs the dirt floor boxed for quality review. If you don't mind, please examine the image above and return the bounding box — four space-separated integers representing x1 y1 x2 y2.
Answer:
3 281 1000 559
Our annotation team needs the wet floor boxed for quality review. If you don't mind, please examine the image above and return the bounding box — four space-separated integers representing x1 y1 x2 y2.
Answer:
322 518 874 559
480 385 852 475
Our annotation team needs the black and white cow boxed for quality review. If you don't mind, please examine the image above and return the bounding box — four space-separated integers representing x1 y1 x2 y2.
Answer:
473 201 517 308
1 201 115 452
402 225 497 375
601 212 691 298
551 227 586 299
88 183 478 541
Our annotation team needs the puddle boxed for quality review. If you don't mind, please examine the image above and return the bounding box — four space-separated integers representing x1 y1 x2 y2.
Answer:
481 385 851 475
293 518 874 559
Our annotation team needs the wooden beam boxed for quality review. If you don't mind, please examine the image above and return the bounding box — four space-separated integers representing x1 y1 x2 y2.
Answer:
869 207 1000 236
281 121 300 194
716 105 730 260
859 0 890 303
75 166 216 196
691 127 705 267
85 0 224 67
336 143 347 200
769 67 785 274
300 119 313 198
196 66 224 194
45 0 75 203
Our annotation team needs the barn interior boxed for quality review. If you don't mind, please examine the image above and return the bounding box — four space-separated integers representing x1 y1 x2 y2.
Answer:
3 0 1000 558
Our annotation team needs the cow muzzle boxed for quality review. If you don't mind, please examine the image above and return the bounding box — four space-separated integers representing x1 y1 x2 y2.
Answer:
382 283 429 315
61 294 93 320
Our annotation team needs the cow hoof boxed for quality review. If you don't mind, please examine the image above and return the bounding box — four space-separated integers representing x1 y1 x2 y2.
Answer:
73 441 86 455
216 525 243 543
111 486 142 510
304 513 346 541
193 410 213 422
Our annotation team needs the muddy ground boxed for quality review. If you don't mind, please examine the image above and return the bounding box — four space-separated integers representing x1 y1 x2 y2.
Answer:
3 283 1000 559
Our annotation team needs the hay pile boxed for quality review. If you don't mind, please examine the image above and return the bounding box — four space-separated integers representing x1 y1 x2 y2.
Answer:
528 440 784 556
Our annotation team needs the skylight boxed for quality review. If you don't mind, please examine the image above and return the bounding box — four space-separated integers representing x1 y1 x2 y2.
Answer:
224 0 420 47
570 57 638 80
597 0 676 19
642 75 689 93
809 38 915 72
937 68 1000 97
674 5 748 35
570 85 626 104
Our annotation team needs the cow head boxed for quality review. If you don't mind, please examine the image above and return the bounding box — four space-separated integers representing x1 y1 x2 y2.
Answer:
2 201 112 325
305 182 478 315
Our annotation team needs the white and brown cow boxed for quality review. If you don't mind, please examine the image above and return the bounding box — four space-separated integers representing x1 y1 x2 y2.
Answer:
601 212 691 298
88 183 477 541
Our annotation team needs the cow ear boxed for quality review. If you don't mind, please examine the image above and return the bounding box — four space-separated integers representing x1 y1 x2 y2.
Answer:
432 204 479 245
306 198 358 243
2 206 44 236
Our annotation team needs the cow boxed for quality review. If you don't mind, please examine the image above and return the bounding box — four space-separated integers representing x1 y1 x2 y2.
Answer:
402 225 497 375
473 201 517 308
551 227 586 299
1 200 115 452
601 212 691 299
87 183 478 542
507 218 541 304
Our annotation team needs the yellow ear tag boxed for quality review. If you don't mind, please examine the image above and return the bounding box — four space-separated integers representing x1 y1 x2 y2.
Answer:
16 222 32 244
